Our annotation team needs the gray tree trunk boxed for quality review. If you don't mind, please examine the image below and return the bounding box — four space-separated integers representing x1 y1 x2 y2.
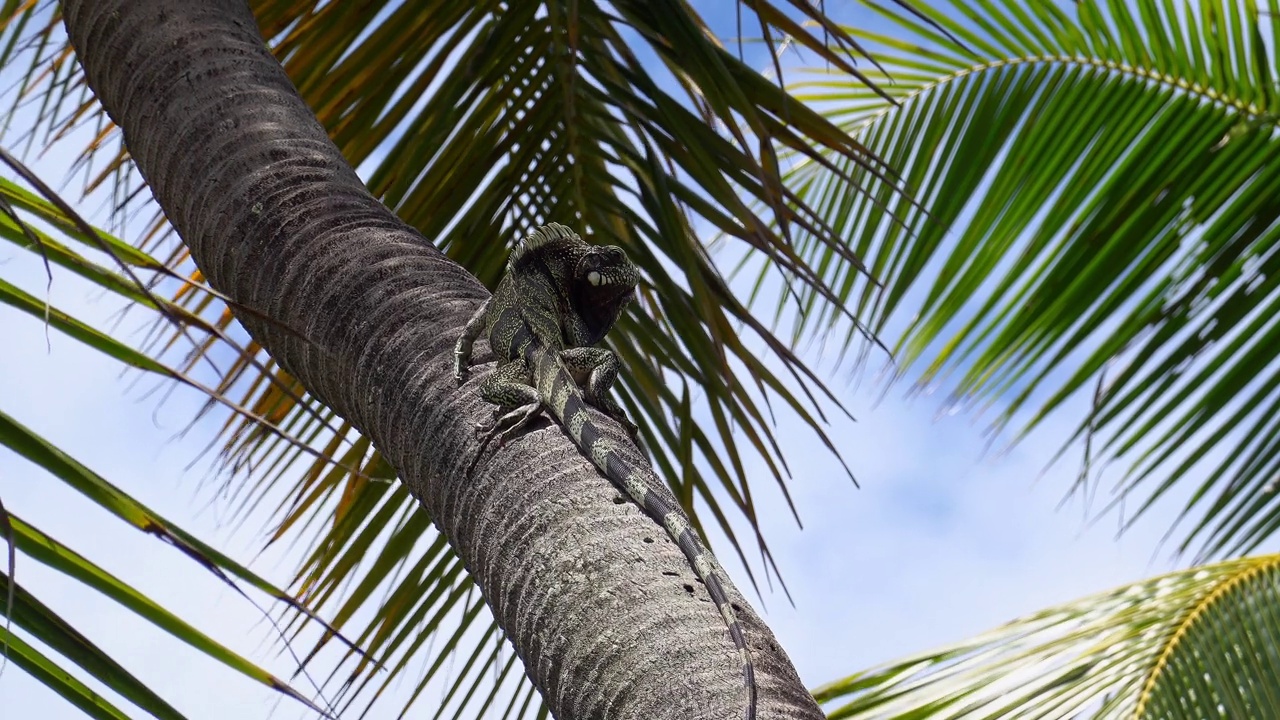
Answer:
61 1 823 717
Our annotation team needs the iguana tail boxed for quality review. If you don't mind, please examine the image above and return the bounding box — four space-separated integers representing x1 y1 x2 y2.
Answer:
527 343 758 720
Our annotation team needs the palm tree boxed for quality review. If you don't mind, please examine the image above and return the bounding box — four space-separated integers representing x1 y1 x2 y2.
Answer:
6 0 900 717
2 0 1278 718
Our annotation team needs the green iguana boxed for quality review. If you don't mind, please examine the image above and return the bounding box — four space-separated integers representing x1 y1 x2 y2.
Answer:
453 222 757 719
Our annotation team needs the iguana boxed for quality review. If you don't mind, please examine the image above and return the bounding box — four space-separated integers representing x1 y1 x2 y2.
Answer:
453 222 757 719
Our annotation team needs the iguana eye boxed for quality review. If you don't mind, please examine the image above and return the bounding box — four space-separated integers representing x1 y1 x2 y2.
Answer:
587 270 602 286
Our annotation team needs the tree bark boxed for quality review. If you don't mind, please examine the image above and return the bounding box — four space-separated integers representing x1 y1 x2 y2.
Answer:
60 1 823 717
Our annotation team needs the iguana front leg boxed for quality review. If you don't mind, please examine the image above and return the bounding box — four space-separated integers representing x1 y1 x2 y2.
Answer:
476 359 544 446
453 297 491 380
560 347 639 440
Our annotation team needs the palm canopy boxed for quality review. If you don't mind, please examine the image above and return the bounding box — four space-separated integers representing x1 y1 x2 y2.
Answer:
6 0 1280 718
32 0 895 578
0 176 349 718
0 0 924 716
777 0 1280 561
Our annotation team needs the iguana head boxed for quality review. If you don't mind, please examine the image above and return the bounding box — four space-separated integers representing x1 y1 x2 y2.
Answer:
510 223 638 343
568 243 638 345
573 244 637 308
510 223 637 307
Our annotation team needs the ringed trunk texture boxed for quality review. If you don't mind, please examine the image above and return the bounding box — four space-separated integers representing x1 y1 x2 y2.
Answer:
61 1 824 717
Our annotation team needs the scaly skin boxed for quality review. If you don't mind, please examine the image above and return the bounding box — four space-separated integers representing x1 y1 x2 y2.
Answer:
454 223 757 720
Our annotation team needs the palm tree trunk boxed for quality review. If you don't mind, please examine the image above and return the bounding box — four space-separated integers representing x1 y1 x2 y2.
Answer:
61 0 823 717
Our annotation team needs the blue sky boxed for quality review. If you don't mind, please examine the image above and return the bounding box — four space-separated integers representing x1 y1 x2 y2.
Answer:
0 2 1242 718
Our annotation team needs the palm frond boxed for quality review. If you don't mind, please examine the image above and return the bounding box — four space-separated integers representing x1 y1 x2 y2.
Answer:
779 0 1280 559
815 554 1280 719
0 515 324 719
0 165 358 717
0 624 132 720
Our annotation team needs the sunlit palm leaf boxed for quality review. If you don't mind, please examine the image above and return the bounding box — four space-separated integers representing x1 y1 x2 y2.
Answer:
778 0 1280 559
0 625 133 720
1 1 931 716
0 571 190 720
0 515 340 719
1 390 338 717
0 171 354 716
815 554 1280 719
0 173 366 493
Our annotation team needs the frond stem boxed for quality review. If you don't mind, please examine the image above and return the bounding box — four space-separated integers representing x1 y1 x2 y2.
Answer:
851 54 1273 137
1130 555 1280 718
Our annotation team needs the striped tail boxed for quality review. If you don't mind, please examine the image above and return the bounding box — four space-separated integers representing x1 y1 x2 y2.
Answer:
528 345 757 720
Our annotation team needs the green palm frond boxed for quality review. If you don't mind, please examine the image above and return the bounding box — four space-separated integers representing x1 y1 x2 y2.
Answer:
814 554 1280 719
0 166 357 717
777 0 1280 559
0 417 339 719
0 624 132 720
